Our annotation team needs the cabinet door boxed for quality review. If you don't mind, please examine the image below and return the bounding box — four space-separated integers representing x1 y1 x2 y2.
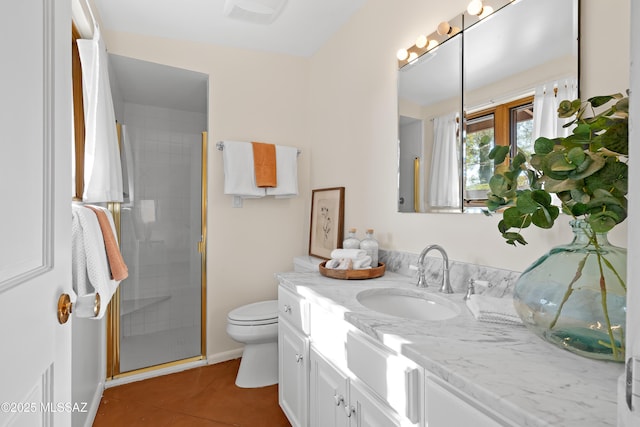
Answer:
279 318 309 427
349 381 401 427
310 346 350 427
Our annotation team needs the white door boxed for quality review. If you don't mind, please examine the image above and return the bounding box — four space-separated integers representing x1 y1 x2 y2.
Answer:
0 1 73 426
619 1 640 425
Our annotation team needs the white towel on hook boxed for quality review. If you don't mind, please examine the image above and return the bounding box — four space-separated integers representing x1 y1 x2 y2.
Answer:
222 141 266 198
71 204 121 319
266 145 299 198
466 295 523 326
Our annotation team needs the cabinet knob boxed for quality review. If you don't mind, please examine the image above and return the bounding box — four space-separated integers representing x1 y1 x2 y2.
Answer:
295 353 303 363
283 304 292 313
344 405 355 418
333 394 344 406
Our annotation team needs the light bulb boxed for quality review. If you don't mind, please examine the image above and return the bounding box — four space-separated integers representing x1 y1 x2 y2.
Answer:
437 21 451 36
478 5 493 18
408 52 418 62
427 39 439 50
396 48 409 61
467 0 484 16
415 35 428 49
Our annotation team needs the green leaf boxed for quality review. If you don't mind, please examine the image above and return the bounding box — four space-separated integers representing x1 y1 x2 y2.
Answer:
502 232 528 246
531 205 559 228
571 203 589 216
567 152 606 180
530 189 553 207
599 121 628 155
572 123 591 138
516 192 538 214
588 95 616 108
547 151 576 172
489 174 513 197
489 145 510 164
502 207 531 229
557 99 580 118
534 137 555 155
588 211 618 233
567 147 586 165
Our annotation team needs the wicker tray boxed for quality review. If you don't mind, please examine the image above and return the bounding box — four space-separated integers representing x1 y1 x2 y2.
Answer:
318 261 385 280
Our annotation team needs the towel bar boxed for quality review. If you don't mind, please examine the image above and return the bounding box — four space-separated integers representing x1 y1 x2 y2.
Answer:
216 141 301 155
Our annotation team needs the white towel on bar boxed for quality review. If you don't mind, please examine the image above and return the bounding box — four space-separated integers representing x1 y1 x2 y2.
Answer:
71 204 121 319
266 145 299 198
222 141 266 198
466 295 523 326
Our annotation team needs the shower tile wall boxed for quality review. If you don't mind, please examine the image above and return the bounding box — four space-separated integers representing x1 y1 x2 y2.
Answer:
120 103 206 344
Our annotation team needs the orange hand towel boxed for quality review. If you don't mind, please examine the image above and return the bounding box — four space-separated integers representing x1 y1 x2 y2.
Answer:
251 141 277 188
86 206 129 281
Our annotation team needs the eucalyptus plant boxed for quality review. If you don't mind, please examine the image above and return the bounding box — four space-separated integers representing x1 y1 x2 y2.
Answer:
485 93 629 245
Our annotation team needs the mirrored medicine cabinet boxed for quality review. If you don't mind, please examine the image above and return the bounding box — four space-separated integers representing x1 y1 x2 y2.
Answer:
398 0 579 213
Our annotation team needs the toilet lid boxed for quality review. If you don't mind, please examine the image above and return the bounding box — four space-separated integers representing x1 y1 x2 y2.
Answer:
227 300 278 323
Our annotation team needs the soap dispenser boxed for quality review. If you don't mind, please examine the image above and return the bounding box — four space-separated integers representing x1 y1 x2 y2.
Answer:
343 228 361 249
360 229 379 267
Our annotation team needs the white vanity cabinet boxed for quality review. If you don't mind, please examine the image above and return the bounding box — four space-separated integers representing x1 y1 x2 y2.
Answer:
279 282 423 427
309 345 350 427
310 345 403 427
278 286 310 427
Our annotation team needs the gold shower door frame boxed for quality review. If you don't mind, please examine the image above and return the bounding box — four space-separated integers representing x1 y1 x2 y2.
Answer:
106 130 208 380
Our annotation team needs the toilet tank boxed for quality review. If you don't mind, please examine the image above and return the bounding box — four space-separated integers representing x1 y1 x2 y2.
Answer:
293 255 323 272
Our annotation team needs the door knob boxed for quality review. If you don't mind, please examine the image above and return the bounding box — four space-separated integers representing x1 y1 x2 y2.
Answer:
57 293 101 324
57 293 72 324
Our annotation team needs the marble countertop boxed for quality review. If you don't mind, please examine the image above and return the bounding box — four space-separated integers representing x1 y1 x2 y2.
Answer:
276 270 623 427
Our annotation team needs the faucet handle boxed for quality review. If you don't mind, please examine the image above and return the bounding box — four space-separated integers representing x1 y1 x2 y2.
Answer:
463 278 475 301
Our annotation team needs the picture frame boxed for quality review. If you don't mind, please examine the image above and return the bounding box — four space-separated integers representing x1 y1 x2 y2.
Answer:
309 187 345 259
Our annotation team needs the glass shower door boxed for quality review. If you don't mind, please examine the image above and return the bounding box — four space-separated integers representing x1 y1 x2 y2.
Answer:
117 124 205 373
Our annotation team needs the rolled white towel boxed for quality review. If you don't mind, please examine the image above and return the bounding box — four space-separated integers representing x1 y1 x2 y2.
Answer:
352 255 372 270
325 258 352 270
330 249 367 260
466 295 523 326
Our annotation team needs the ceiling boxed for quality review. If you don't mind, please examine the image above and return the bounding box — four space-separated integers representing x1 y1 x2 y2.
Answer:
92 0 367 57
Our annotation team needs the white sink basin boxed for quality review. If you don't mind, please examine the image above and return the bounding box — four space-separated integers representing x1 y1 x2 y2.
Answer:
356 288 460 321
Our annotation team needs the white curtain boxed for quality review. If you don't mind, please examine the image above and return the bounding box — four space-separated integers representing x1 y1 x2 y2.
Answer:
77 26 123 202
533 78 578 141
428 112 460 208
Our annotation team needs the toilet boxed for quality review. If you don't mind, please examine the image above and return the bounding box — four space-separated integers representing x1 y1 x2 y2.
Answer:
226 299 279 388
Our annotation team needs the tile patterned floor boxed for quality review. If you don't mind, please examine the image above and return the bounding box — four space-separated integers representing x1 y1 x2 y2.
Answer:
93 359 291 426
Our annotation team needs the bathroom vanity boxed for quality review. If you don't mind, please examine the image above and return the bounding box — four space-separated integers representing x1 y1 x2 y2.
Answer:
277 269 622 427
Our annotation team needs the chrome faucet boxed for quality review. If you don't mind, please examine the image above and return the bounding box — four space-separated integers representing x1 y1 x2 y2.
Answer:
416 244 453 293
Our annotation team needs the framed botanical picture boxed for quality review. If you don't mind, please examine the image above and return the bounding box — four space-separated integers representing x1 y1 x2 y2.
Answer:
309 187 345 259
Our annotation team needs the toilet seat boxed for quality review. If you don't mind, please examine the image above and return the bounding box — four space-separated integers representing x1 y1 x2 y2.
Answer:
227 300 278 326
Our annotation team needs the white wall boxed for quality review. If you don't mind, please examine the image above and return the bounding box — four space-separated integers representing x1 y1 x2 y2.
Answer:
308 0 630 272
100 0 630 359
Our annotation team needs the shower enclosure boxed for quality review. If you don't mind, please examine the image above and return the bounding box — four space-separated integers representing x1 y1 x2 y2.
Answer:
108 55 208 377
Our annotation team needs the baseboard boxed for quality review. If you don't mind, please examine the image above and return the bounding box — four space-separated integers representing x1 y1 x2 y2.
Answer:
83 380 104 427
207 348 243 365
105 359 208 388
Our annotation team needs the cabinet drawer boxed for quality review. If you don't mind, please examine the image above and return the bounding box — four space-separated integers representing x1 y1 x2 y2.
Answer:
278 285 309 335
426 376 517 427
346 331 422 425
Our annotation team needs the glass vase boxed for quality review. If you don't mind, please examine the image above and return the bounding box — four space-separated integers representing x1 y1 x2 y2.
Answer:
513 219 627 362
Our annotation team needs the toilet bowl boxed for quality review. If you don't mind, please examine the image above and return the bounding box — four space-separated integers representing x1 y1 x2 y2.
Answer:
226 300 278 388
